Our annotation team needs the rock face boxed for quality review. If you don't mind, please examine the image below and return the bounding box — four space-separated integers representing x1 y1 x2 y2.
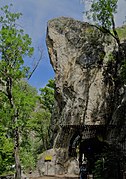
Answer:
46 17 113 144
47 17 106 126
45 17 126 175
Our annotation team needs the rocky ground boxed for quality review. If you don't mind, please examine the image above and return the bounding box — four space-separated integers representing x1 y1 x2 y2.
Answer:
30 175 79 179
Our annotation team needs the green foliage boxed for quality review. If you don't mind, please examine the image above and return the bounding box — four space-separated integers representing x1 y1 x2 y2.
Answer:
20 145 36 172
93 145 125 179
93 159 104 179
87 0 118 30
0 4 22 28
19 130 37 172
0 3 53 176
18 79 55 170
85 0 126 83
0 93 13 175
0 4 34 82
13 80 38 128
27 79 55 153
30 109 51 152
39 79 55 113
0 4 37 177
0 128 14 175
0 80 38 174
13 81 38 171
116 25 126 39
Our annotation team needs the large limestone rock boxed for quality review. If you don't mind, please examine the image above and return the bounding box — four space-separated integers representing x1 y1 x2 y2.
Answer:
46 17 114 145
45 17 126 175
37 149 79 176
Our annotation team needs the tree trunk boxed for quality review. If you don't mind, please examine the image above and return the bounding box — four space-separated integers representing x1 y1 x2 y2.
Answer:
6 77 21 179
14 127 21 179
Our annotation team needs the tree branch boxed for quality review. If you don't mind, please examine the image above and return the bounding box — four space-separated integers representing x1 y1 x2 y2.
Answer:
93 24 117 41
28 47 43 80
111 15 120 46
93 16 120 47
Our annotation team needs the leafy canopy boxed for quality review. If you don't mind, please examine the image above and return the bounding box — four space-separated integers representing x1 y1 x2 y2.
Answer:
85 0 118 29
0 5 34 82
39 79 55 113
88 0 118 29
0 4 36 176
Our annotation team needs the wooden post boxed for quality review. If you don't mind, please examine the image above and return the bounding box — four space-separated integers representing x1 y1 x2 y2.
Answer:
47 161 48 175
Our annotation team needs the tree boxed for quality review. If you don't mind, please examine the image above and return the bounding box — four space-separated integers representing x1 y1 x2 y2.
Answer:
0 80 38 176
83 0 126 96
39 79 55 113
0 124 14 175
0 90 14 175
29 79 55 152
0 5 37 179
29 109 51 153
84 0 120 45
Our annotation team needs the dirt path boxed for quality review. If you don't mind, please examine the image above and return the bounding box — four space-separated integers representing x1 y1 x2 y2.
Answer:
30 175 79 179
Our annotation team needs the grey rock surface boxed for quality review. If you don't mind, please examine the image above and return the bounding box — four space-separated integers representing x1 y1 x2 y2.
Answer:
45 17 126 175
37 149 79 176
46 17 114 147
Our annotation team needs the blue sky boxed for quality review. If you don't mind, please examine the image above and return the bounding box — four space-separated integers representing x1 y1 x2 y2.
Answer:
0 0 84 90
0 0 125 90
